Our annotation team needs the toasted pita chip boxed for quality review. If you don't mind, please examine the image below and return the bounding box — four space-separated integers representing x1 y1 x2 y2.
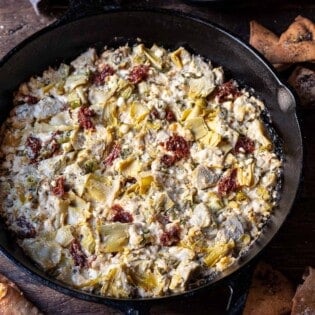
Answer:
250 18 315 65
279 16 315 44
249 21 287 69
249 20 279 58
288 66 315 107
271 41 315 64
292 267 315 315
243 262 294 315
0 274 42 315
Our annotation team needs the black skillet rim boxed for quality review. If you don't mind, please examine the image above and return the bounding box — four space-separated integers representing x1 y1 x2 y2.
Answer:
0 6 303 308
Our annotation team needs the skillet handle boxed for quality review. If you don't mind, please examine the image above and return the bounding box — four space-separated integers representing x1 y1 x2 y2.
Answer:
225 262 256 315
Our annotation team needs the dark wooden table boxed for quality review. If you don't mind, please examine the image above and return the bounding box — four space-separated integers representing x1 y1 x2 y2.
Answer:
0 1 314 314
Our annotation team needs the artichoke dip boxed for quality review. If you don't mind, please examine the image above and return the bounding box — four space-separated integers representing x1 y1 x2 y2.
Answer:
0 44 282 298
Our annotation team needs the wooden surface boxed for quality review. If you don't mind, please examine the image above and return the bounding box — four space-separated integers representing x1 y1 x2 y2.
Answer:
0 0 315 314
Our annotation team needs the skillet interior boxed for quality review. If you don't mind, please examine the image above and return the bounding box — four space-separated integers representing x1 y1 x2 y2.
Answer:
0 9 302 306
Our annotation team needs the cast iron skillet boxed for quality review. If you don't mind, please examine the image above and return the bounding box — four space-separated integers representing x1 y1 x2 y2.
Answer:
0 2 302 314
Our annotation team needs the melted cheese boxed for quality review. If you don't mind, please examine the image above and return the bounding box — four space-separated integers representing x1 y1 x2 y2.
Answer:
0 44 282 298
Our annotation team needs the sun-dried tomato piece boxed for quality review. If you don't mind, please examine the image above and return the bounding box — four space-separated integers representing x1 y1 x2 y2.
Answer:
128 65 149 84
234 135 255 154
111 204 133 223
215 80 242 103
104 143 121 166
78 106 95 130
69 239 88 268
93 64 115 85
165 108 176 122
24 95 38 105
16 216 36 239
165 134 190 159
25 136 42 161
160 225 181 246
218 169 238 196
52 177 66 197
160 134 190 167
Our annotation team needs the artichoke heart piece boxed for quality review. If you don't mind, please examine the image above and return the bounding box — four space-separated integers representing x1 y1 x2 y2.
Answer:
127 173 154 195
206 117 221 134
22 239 62 270
256 186 270 201
184 104 204 121
99 223 129 253
80 224 96 254
185 117 208 140
102 98 118 124
100 268 118 295
170 48 184 69
237 162 255 187
180 108 192 122
204 240 235 267
143 47 163 70
67 89 83 109
126 174 154 196
55 225 74 247
67 191 91 225
101 266 132 298
156 192 175 211
89 86 115 108
85 174 120 206
146 121 161 131
64 73 89 92
70 171 91 198
74 277 103 290
129 270 157 291
169 261 200 292
195 98 207 108
116 157 141 178
68 91 80 109
233 102 246 122
200 130 222 147
139 175 154 195
117 78 134 99
188 73 216 99
236 191 248 202
207 192 223 211
130 102 149 124
248 120 272 149
35 116 75 133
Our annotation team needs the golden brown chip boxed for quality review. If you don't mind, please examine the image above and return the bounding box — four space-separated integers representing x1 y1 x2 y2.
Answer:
249 18 315 65
243 262 294 315
279 16 315 44
249 20 279 60
288 66 315 107
292 267 315 315
0 274 42 315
